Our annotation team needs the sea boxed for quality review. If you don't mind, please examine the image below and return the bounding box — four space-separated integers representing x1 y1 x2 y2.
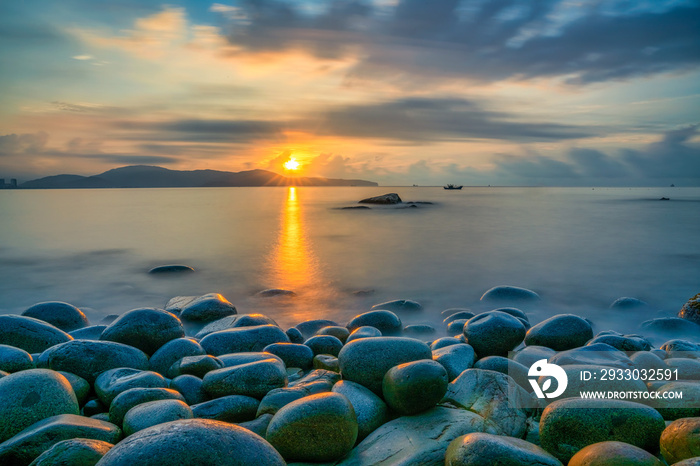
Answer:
1 186 698 336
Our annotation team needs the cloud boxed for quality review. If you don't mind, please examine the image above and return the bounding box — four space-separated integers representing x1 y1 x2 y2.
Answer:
0 132 49 156
116 118 284 143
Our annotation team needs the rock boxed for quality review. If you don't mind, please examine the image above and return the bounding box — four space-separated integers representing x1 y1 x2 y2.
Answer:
82 399 106 417
338 337 432 395
445 432 563 466
0 315 73 353
257 369 340 416
217 352 284 368
512 345 557 368
666 359 700 380
100 308 184 356
661 417 700 464
256 288 296 298
263 343 314 370
382 360 448 415
38 340 149 383
347 310 402 336
200 325 290 356
655 382 700 420
202 359 287 399
672 458 700 465
169 375 206 405
568 441 664 466
539 398 666 463
266 392 358 462
294 319 339 339
371 299 422 312
58 371 90 405
491 307 530 325
432 343 476 381
0 369 79 443
166 293 237 322
346 326 382 343
0 414 121 465
22 302 89 332
304 335 343 357
148 264 194 274
403 324 436 337
442 368 530 437
95 368 168 406
443 310 476 326
28 438 113 466
195 314 279 339
587 332 652 351
285 327 304 344
337 406 487 465
679 293 700 325
123 399 193 436
0 344 34 373
446 319 469 336
525 314 593 351
332 380 389 442
96 419 285 465
549 343 635 369
313 354 340 372
167 355 223 378
662 339 700 359
610 297 650 310
341 205 371 209
315 326 350 343
191 395 259 423
359 193 402 204
480 286 540 304
430 337 462 351
289 369 341 389
238 414 273 438
640 318 700 338
631 351 668 371
473 356 530 391
108 387 186 427
69 325 107 340
149 338 205 376
463 311 526 357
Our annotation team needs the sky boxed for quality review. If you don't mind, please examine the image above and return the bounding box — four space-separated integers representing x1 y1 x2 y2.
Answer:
1 0 699 186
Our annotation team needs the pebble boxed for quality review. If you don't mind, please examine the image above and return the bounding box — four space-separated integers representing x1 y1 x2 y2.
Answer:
382 359 448 415
123 399 193 436
587 331 652 351
166 293 237 322
473 355 531 392
200 325 290 356
315 326 350 343
58 370 91 405
548 342 635 368
149 337 205 376
217 351 284 367
263 343 314 370
22 301 89 332
304 335 344 357
446 319 469 336
430 336 463 350
167 354 224 378
346 310 403 336
655 381 700 420
345 326 382 343
285 327 304 343
148 264 194 274
169 375 206 405
446 432 563 466
0 315 73 353
202 358 287 399
100 308 185 356
463 311 526 357
525 314 594 351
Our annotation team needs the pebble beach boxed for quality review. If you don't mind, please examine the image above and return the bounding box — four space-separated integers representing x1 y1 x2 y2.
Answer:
0 286 699 465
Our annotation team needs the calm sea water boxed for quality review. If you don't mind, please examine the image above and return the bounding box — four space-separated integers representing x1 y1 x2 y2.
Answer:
1 186 698 333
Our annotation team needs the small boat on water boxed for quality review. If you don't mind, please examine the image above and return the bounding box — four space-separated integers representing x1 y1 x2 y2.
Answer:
443 184 463 190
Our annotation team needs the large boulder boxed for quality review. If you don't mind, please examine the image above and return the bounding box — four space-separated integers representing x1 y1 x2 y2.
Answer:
22 302 89 332
661 417 700 464
266 392 358 462
446 432 563 466
95 419 285 465
463 311 526 357
0 369 79 443
524 314 593 351
100 308 184 356
202 359 287 399
359 193 402 204
332 380 389 442
28 438 113 466
568 441 664 466
0 315 72 353
123 399 193 436
166 293 237 322
199 325 290 356
338 337 432 395
382 360 448 415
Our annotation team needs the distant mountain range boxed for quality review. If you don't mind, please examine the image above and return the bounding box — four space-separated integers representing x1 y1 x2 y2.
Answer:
19 165 378 189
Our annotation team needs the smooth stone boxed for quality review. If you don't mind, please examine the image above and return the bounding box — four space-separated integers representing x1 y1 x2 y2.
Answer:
149 338 205 376
370 299 422 312
69 325 107 340
679 293 700 325
358 193 402 204
257 370 340 416
0 344 34 372
383 360 448 415
568 441 664 466
286 327 304 344
347 310 403 336
512 345 557 368
473 356 530 391
100 308 184 356
463 311 526 357
662 340 700 359
238 413 273 438
549 343 635 368
332 380 389 442
304 335 343 357
96 419 285 465
345 326 382 343
432 343 476 381
313 354 340 372
403 324 436 337
655 382 700 420
256 288 296 298
191 395 259 423
0 414 121 466
58 371 90 405
38 340 149 383
122 399 193 436
263 343 314 370
338 337 432 395
294 320 339 339
337 407 487 465
82 399 107 417
0 315 73 353
442 368 530 437
661 417 700 464
167 355 223 378
0 369 79 443
194 314 279 339
445 432 563 466
95 368 168 406
539 398 666 463
108 387 186 427
491 307 530 324
610 297 651 310
480 286 540 303
28 438 113 466
200 325 290 356
446 319 469 336
286 367 303 383
666 359 700 380
430 337 463 351
443 310 476 326
640 318 700 338
587 332 652 351
266 392 358 463
315 326 350 343
92 413 111 422
148 264 194 274
166 293 237 322
22 302 89 332
217 351 284 367
525 314 593 351
631 351 668 371
289 369 341 389
169 375 206 405
202 359 287 399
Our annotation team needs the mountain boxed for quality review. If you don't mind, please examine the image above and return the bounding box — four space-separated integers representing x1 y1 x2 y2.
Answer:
19 165 378 189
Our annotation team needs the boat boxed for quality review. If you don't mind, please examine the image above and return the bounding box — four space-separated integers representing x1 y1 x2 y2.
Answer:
443 184 463 190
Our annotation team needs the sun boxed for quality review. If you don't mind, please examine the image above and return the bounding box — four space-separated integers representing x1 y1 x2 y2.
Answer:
284 157 300 171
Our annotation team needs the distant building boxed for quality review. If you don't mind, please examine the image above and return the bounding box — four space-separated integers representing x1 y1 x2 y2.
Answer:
0 178 19 189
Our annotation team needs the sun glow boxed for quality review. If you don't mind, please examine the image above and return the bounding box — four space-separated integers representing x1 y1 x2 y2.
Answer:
284 157 300 171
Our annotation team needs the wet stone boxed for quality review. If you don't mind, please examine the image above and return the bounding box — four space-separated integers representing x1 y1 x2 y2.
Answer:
660 417 700 464
463 311 526 357
123 399 193 436
294 320 339 340
191 395 259 423
108 387 186 427
525 314 594 351
200 325 290 356
202 358 288 399
370 299 423 312
167 293 237 322
100 308 185 356
263 342 314 370
22 301 89 332
568 441 665 466
432 343 476 381
315 326 350 343
69 325 107 340
313 354 340 372
28 438 113 466
332 380 389 442
346 326 382 343
169 375 207 406
166 354 224 378
480 286 541 304
0 344 34 373
149 338 205 376
304 335 344 357
95 368 168 406
347 310 403 336
382 359 448 415
0 315 73 354
445 432 563 466
194 314 279 339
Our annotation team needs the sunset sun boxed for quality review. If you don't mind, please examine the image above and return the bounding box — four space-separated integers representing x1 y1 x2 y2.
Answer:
284 158 300 171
